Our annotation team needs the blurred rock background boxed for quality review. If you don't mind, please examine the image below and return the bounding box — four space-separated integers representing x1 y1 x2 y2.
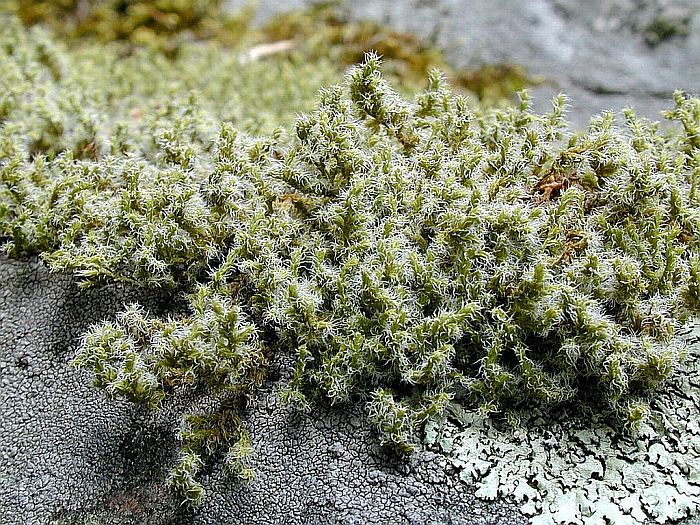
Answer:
240 0 700 127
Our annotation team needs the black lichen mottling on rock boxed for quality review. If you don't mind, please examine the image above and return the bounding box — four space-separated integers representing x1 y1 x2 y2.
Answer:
0 256 180 525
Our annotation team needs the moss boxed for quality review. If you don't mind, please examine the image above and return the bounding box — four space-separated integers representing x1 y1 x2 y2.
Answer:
8 0 255 52
426 334 700 523
260 4 446 93
5 1 538 104
454 63 540 106
644 15 691 47
3 7 700 521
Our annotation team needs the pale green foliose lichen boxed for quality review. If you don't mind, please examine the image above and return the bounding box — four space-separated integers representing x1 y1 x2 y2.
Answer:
2 9 700 522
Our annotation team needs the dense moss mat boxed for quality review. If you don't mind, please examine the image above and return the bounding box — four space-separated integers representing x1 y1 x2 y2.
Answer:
2 4 700 523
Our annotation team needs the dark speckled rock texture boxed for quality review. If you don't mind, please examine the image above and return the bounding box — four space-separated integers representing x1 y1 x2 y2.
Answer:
0 255 526 524
0 256 179 525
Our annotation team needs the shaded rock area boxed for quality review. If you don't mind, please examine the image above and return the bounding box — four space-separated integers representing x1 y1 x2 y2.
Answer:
0 257 180 525
0 255 526 524
196 377 524 525
239 0 700 127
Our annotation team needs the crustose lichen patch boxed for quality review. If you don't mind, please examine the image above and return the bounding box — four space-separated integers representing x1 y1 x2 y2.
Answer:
426 323 700 524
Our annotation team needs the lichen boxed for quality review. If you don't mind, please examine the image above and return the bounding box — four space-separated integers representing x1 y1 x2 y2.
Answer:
425 323 700 524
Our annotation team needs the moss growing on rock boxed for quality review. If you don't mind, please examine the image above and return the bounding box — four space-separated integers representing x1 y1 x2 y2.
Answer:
4 0 538 104
2 7 700 522
260 3 539 101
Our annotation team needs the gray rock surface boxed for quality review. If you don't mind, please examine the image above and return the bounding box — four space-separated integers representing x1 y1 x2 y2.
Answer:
0 257 178 525
236 0 700 127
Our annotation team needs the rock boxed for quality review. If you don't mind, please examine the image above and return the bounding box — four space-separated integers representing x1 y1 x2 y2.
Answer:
238 0 700 127
3 2 700 523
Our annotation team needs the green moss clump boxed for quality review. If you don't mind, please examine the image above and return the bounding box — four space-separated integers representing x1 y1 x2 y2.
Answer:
7 0 254 51
0 12 339 258
644 15 691 47
2 11 700 510
260 4 445 92
453 63 538 106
